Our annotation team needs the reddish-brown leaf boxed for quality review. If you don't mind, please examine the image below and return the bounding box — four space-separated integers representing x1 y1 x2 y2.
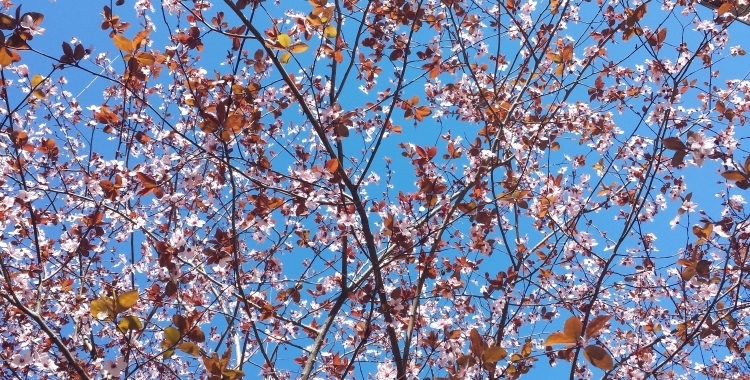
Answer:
585 315 611 339
583 345 614 370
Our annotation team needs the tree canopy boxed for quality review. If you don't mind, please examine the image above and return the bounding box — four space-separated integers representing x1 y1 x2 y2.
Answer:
2 0 750 379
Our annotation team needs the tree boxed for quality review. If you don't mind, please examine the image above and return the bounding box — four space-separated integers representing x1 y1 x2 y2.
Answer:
1 0 750 378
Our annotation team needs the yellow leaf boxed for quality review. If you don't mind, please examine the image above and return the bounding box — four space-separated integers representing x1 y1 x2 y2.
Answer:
563 316 582 339
544 331 577 345
277 34 291 48
163 326 181 346
90 298 115 321
31 74 45 88
280 51 292 64
324 25 337 38
178 342 200 356
115 290 139 314
117 315 143 333
31 90 45 100
113 34 134 52
482 346 508 363
163 349 175 359
288 42 308 53
583 345 614 370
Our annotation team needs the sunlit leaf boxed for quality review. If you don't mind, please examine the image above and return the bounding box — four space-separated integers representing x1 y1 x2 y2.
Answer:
90 298 115 321
721 170 746 181
178 342 200 356
469 328 485 356
30 74 44 88
277 33 291 48
544 331 577 345
325 158 339 174
113 34 134 52
585 314 612 339
482 346 508 363
117 315 143 333
115 290 139 314
161 327 180 349
563 316 582 339
324 25 337 38
280 51 292 64
288 42 308 53
135 52 155 65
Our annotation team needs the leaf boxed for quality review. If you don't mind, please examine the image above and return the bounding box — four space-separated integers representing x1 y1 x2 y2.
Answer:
115 290 139 313
30 73 44 88
288 42 308 53
118 315 143 333
325 158 339 174
189 328 206 343
324 25 337 38
132 29 150 48
178 342 200 356
717 2 734 15
456 354 476 368
0 14 15 30
582 345 614 370
0 47 15 67
671 149 687 167
280 51 292 64
224 114 245 132
90 298 115 321
113 34 134 52
563 316 582 339
277 33 291 48
469 328 485 356
482 346 508 363
163 326 181 346
662 137 686 150
585 314 611 339
135 52 155 65
721 170 746 181
544 331 577 345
